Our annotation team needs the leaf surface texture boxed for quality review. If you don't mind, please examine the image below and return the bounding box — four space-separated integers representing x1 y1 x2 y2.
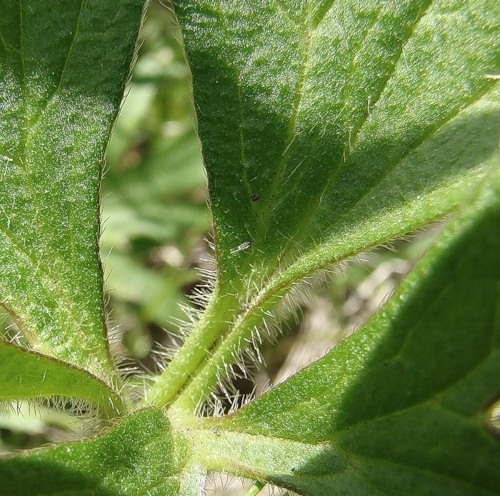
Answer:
199 186 500 495
174 0 499 287
0 408 201 496
0 0 144 381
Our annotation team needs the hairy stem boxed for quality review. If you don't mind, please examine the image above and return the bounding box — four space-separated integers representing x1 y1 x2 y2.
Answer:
169 221 438 414
151 211 453 416
169 286 285 415
142 287 239 409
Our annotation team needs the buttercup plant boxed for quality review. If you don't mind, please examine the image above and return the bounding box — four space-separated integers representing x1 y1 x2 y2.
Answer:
0 0 499 495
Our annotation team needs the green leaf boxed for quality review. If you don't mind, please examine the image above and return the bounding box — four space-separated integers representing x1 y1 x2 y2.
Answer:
150 0 499 410
0 0 144 381
174 0 499 288
194 186 500 495
0 408 200 496
0 339 125 416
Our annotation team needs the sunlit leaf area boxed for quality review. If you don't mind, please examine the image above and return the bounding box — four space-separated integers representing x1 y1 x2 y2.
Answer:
0 0 434 442
4 2 495 494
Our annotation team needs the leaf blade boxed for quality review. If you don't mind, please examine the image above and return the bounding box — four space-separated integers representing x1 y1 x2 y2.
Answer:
0 408 199 496
0 0 145 380
174 0 499 287
196 185 500 495
0 339 125 416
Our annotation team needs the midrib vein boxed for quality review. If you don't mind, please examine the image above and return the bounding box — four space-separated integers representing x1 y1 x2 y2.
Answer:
0 222 82 334
27 0 85 131
237 79 252 199
323 82 496 229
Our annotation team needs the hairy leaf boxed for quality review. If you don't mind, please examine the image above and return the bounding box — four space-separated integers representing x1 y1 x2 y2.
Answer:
0 408 199 496
152 0 499 410
0 0 144 382
175 0 499 288
0 339 125 416
195 185 500 495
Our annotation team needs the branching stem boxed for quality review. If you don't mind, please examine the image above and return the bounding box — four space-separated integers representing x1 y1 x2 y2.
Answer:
142 286 239 409
150 237 378 415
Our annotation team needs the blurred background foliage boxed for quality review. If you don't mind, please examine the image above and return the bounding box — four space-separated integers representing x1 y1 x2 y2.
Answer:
101 1 210 365
3 3 481 493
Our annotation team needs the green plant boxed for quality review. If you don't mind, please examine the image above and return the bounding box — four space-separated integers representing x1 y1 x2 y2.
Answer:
0 0 499 494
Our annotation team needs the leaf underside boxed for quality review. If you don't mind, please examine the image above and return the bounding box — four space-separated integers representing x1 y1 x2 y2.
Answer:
0 1 498 495
0 339 124 416
196 185 500 495
0 408 197 496
0 0 144 383
175 0 499 290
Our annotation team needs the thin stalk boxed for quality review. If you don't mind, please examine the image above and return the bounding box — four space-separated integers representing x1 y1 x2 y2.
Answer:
169 221 433 414
142 286 239 409
169 279 290 414
171 238 376 416
159 217 426 415
244 481 266 496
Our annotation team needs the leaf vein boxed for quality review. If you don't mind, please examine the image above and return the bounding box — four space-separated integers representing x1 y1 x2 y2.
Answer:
329 83 496 225
287 1 434 249
18 0 27 165
349 0 434 154
236 79 252 199
310 0 336 31
27 0 85 131
0 223 80 340
254 14 315 245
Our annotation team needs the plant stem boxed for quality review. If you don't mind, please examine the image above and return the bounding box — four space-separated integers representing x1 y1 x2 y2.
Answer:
142 286 239 409
244 481 266 496
169 285 284 415
169 220 434 414
154 218 425 415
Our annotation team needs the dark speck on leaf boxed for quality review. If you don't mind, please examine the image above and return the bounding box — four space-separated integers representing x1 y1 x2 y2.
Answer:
251 193 260 201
